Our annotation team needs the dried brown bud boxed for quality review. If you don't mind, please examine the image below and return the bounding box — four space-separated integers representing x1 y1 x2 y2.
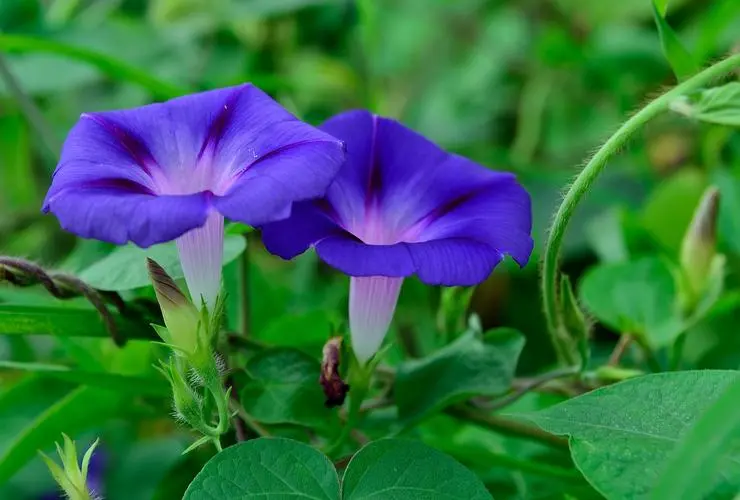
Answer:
320 336 350 408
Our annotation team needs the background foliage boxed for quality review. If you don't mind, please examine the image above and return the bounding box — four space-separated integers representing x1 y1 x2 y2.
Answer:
2 0 740 499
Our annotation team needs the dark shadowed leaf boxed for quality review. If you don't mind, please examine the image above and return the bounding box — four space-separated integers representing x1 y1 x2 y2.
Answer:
239 348 338 429
395 328 525 423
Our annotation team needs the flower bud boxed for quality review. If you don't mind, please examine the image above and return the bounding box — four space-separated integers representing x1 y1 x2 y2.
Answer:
40 434 100 500
559 275 590 369
157 357 203 428
147 258 202 356
679 187 720 308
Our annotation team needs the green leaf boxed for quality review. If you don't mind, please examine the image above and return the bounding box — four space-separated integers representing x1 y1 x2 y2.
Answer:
651 1 697 81
239 348 338 428
256 310 335 356
184 438 339 500
0 113 34 210
0 385 122 484
651 377 740 500
0 34 186 99
78 235 246 291
524 371 740 499
0 304 153 340
395 328 525 423
0 361 168 396
715 167 740 255
653 0 670 16
578 257 684 346
342 439 492 500
675 82 740 127
229 0 342 17
641 168 707 254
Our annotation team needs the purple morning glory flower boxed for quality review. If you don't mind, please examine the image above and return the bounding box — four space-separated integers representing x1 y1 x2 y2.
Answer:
43 84 345 310
262 110 533 362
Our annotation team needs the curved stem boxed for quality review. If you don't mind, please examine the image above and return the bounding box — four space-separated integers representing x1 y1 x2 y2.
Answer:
445 406 568 449
542 53 740 349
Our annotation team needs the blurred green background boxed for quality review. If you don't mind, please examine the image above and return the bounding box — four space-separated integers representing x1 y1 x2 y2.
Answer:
2 0 740 498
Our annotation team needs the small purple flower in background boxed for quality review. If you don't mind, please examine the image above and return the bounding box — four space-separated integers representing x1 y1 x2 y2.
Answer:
43 84 345 310
262 110 533 363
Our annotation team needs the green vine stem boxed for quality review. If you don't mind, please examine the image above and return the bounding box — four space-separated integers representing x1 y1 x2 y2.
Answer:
542 53 740 360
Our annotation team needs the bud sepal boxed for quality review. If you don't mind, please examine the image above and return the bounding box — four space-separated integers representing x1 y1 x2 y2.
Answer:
40 434 100 500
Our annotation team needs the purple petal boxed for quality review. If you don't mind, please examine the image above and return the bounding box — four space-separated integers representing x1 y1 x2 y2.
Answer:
212 137 345 226
261 110 532 285
260 201 342 260
410 164 533 267
315 236 416 277
45 84 344 246
46 188 210 248
349 276 403 363
407 238 502 286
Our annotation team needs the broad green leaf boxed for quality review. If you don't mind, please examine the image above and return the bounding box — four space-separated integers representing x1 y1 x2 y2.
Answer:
578 257 684 346
78 235 246 291
0 34 186 99
184 438 339 500
0 361 168 396
651 377 740 500
342 439 492 500
0 385 122 483
395 328 525 423
0 304 154 340
524 371 740 499
675 82 740 127
651 1 697 81
239 348 338 428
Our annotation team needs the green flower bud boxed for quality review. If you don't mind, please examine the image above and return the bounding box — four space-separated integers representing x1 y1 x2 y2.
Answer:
679 187 720 309
559 275 590 370
40 434 99 500
157 357 203 427
147 258 203 356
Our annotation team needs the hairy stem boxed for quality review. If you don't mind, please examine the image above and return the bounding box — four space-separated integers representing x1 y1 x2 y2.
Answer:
542 53 740 357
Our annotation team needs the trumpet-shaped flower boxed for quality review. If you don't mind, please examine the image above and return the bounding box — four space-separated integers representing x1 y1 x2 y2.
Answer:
43 84 345 310
262 110 533 362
